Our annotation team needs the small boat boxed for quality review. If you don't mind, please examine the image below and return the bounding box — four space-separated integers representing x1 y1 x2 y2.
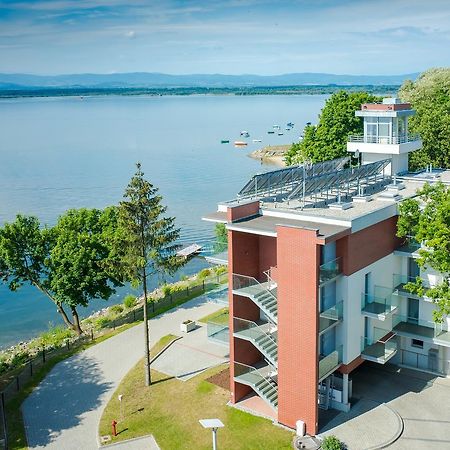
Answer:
221 140 230 144
287 122 294 127
273 125 280 129
267 131 275 134
240 131 250 137
234 141 248 146
285 127 291 131
306 122 312 126
278 132 284 136
252 139 262 143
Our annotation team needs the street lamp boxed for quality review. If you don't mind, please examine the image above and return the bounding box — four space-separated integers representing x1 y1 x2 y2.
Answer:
199 418 224 450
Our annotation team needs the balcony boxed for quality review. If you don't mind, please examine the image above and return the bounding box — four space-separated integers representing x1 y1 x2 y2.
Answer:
207 310 229 345
348 133 421 144
319 346 342 381
319 257 342 286
234 362 278 409
393 274 430 299
361 286 397 320
361 331 397 364
232 274 277 324
393 315 450 347
394 240 421 258
233 317 277 367
319 301 343 334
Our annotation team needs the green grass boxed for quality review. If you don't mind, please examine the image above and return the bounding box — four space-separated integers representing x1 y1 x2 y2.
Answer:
198 307 229 324
3 280 227 450
99 360 293 450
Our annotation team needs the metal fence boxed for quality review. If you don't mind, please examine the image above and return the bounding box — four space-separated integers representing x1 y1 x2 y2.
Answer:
0 271 228 449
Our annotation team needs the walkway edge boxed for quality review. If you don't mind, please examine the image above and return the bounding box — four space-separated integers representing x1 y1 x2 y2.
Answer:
366 403 404 450
99 434 160 449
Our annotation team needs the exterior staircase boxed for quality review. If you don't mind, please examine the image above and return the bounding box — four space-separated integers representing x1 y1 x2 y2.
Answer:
234 362 278 409
232 274 278 324
234 318 278 367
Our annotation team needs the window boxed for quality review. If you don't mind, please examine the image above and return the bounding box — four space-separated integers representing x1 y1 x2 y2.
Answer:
411 339 424 349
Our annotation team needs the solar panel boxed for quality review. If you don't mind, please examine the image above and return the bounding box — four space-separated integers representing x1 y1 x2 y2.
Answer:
237 156 350 198
286 158 390 200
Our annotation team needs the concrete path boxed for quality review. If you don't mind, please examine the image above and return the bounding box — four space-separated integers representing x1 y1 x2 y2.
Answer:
152 324 228 381
22 287 228 450
102 435 159 450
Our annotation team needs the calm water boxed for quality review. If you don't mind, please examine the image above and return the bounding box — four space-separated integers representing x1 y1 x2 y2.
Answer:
0 94 327 348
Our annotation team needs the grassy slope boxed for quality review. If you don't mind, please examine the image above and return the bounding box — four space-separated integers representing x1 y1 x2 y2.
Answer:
99 358 293 450
197 307 229 324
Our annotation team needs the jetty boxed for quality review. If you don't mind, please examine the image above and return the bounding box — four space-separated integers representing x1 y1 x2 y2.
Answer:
177 243 202 259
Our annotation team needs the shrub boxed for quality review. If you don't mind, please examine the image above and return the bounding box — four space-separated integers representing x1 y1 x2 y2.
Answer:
161 284 172 297
110 304 124 315
39 326 74 349
197 268 211 280
321 435 345 450
213 265 227 276
96 317 111 329
123 295 137 309
180 275 189 281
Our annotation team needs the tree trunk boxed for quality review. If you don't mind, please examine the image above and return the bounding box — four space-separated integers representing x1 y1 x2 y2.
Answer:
142 266 151 386
71 307 83 335
33 282 76 331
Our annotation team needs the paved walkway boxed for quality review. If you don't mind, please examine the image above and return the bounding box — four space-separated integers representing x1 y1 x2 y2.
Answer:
22 287 227 450
319 363 450 450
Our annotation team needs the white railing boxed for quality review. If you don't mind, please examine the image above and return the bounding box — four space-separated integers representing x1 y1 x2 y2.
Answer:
348 133 421 144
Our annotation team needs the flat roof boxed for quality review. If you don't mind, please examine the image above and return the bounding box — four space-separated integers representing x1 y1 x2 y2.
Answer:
202 211 228 223
227 214 350 242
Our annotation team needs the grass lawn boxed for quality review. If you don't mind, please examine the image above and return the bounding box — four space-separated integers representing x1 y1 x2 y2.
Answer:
99 353 293 449
198 307 229 324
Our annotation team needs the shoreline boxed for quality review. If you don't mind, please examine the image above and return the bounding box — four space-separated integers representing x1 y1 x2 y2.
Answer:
248 144 291 167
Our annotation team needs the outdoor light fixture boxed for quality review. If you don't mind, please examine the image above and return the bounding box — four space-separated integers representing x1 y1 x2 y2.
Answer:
199 418 224 450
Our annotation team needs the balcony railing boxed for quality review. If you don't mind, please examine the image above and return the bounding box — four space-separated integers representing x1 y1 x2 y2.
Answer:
207 311 229 345
319 301 343 334
361 332 397 364
361 286 396 317
200 240 228 265
394 240 421 256
348 133 421 144
319 257 342 285
233 317 277 366
319 345 343 381
393 274 430 298
393 314 450 345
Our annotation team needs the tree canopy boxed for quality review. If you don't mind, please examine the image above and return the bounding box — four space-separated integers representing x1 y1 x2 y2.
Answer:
397 182 450 322
119 163 184 386
0 208 125 334
285 91 381 165
399 68 450 171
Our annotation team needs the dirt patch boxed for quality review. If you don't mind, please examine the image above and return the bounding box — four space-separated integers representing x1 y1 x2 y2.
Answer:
206 367 230 391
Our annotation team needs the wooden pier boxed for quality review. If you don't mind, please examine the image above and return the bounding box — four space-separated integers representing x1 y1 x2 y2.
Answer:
177 243 203 259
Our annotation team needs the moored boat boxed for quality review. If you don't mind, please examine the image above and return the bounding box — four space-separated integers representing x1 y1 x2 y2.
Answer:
234 141 248 146
252 139 262 143
221 140 230 144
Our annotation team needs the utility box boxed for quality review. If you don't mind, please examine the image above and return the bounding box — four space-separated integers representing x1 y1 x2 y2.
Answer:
296 420 306 437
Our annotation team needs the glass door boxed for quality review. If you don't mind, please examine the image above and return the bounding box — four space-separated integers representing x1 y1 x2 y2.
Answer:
407 297 419 324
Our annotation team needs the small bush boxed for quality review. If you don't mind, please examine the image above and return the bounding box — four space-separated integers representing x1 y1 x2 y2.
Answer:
123 295 137 309
161 285 173 297
321 435 345 450
96 317 111 329
110 304 124 315
180 275 189 281
197 268 211 280
213 265 227 276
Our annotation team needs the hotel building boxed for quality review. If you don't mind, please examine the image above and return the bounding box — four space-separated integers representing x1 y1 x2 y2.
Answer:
203 98 450 435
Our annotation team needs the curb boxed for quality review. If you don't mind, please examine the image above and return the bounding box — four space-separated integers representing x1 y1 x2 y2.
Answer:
150 335 183 364
366 403 404 450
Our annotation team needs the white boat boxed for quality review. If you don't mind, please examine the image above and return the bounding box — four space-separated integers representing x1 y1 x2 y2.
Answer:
234 141 248 146
252 139 262 143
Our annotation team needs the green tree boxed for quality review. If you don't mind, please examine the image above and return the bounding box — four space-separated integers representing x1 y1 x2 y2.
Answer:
285 91 381 165
397 182 450 322
0 209 124 334
48 207 125 334
214 223 228 253
399 68 450 171
119 163 184 386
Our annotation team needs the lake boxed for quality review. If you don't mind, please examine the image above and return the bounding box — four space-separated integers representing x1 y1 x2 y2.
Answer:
0 94 327 348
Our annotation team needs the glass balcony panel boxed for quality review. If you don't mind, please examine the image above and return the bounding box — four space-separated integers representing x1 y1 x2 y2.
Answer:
319 257 342 285
361 286 396 316
395 240 421 256
393 314 450 344
319 345 343 380
207 311 229 344
201 240 228 265
319 301 343 334
232 273 275 297
361 334 397 363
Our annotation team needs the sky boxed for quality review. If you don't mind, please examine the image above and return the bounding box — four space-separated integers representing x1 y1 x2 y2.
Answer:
0 0 449 75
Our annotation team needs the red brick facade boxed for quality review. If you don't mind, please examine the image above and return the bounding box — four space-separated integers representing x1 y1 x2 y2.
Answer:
277 226 320 434
336 216 402 276
227 201 260 222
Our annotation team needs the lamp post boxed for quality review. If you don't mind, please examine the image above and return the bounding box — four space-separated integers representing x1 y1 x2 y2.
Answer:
199 418 224 450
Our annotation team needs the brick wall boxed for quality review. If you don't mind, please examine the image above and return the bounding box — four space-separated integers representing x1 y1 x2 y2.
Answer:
227 201 260 222
336 216 402 276
277 226 320 434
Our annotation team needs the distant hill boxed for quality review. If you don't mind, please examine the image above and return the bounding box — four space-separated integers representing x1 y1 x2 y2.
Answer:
0 72 419 90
